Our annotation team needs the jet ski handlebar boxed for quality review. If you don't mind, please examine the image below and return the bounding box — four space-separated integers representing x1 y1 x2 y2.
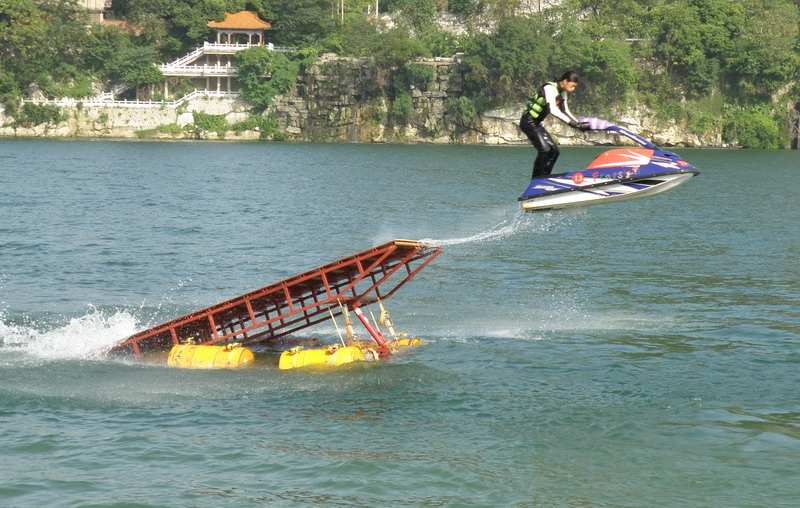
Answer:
579 117 657 149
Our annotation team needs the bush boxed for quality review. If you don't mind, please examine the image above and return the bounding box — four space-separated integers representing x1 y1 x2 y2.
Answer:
392 64 435 94
157 123 184 135
684 94 725 136
724 107 787 149
423 30 465 58
192 112 229 137
390 92 413 120
231 113 284 140
134 128 158 138
15 103 65 127
447 96 479 131
686 111 719 137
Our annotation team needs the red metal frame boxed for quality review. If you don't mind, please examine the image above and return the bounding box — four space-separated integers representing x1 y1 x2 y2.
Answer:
352 305 390 357
111 240 442 356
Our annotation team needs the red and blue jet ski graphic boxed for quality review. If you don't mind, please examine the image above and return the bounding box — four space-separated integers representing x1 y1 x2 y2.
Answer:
519 118 699 211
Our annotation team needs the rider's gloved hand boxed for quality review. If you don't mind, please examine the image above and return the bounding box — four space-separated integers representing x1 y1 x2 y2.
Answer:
569 120 591 132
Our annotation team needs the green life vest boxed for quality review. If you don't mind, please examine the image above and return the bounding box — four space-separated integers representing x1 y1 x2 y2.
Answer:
525 82 567 121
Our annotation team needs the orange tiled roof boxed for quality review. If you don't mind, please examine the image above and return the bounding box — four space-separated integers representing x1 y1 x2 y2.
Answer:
207 11 272 30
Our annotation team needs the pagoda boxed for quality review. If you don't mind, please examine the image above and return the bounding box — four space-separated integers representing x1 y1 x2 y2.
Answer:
158 11 275 95
208 10 273 45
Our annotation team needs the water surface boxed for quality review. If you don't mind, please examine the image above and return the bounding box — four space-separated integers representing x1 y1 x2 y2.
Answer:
1 139 798 506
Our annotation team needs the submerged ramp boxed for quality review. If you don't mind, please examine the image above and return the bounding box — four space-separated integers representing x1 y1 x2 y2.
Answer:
111 240 442 356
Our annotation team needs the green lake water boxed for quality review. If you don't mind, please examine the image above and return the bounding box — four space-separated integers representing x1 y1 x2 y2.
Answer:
1 139 798 507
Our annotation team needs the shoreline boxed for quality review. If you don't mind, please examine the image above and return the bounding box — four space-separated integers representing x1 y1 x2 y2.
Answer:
0 132 744 149
0 95 739 148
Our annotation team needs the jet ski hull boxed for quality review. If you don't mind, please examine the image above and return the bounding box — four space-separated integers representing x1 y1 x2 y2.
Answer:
520 170 698 211
518 131 699 211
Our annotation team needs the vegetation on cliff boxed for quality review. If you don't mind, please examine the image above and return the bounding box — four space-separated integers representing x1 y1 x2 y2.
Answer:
456 0 799 148
1 0 799 147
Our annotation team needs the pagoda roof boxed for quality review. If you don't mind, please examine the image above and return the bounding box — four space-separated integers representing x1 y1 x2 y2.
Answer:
208 11 272 30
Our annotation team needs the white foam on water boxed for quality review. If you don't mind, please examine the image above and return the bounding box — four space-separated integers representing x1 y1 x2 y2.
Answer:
0 307 139 361
420 309 679 346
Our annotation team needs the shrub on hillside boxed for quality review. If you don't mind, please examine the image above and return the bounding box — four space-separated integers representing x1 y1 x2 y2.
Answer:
724 107 787 149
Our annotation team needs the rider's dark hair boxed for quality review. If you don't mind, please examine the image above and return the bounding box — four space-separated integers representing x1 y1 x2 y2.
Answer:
559 70 580 84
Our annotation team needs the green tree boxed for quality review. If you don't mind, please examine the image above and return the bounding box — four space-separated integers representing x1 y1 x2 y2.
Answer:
117 0 252 57
224 0 275 20
726 0 800 98
448 0 485 17
335 16 381 57
236 45 298 108
0 0 97 98
269 0 338 47
83 28 164 87
461 15 556 107
650 0 747 96
372 28 431 70
383 0 437 30
572 37 639 106
567 0 661 40
115 0 183 56
0 65 21 111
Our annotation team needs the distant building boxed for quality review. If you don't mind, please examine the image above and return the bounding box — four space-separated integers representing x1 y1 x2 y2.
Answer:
79 0 112 22
207 11 273 45
158 11 277 96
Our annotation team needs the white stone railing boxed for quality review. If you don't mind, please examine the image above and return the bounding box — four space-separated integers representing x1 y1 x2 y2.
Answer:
205 42 291 53
23 90 241 109
160 42 289 68
202 42 260 53
167 46 206 67
20 41 294 110
159 64 239 76
111 82 131 96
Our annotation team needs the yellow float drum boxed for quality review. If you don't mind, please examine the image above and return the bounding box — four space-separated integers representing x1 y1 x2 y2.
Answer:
279 345 365 370
391 337 422 347
167 343 254 369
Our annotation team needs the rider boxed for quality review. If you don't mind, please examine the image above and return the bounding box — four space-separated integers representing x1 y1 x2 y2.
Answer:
520 70 590 179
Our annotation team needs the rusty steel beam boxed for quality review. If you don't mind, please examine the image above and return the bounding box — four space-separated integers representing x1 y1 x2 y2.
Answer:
110 240 441 356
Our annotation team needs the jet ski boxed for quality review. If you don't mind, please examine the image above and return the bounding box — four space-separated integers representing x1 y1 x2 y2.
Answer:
518 117 699 211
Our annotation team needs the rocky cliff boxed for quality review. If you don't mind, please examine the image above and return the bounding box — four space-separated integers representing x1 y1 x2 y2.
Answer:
270 54 720 147
0 54 720 147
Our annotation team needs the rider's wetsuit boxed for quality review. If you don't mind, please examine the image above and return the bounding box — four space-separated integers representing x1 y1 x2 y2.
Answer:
519 82 579 179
